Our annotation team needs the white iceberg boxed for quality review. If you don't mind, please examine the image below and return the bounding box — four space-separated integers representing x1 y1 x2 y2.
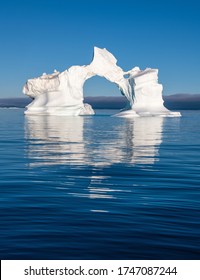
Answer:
23 66 95 116
115 67 181 117
23 47 181 117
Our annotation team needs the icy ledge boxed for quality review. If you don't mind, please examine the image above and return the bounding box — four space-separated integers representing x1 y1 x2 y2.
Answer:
23 47 181 117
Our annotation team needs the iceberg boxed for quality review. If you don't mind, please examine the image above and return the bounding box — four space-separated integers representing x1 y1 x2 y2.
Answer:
23 47 181 117
23 67 95 116
115 67 181 117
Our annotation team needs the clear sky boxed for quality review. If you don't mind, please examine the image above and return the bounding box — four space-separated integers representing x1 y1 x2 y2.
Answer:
0 0 199 97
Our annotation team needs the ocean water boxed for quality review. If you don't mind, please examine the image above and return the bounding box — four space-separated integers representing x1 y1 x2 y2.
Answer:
0 109 199 260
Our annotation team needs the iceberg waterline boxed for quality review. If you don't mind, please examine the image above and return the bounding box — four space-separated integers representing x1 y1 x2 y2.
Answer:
23 47 181 117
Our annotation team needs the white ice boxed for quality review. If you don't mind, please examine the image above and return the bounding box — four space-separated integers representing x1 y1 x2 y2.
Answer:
23 47 181 117
115 67 181 117
23 66 95 116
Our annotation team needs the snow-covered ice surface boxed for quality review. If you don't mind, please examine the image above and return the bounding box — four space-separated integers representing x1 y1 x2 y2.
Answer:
23 47 181 117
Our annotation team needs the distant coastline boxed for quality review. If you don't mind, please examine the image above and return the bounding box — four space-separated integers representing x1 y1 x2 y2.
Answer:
0 94 200 110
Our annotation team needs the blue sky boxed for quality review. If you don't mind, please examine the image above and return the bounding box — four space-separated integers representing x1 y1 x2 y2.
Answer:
0 0 199 97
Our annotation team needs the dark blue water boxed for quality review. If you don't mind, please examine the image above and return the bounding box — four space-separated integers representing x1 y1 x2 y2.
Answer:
0 109 199 259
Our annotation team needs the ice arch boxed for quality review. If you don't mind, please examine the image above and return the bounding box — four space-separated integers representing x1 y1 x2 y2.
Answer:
23 47 180 117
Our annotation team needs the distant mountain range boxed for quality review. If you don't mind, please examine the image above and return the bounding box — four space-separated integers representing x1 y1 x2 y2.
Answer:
0 94 200 110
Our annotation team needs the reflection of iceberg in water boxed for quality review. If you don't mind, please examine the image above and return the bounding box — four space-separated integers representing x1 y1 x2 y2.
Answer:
25 115 163 167
123 117 163 164
25 115 85 167
25 115 164 208
85 117 164 205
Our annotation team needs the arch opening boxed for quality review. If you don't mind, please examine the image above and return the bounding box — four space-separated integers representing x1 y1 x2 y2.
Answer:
84 75 120 97
83 75 127 110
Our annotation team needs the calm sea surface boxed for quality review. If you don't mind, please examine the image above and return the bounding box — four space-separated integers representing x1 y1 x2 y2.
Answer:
0 109 199 259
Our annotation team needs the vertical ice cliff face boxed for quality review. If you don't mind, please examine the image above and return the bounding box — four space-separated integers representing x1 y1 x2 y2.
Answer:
115 67 181 117
23 46 180 117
